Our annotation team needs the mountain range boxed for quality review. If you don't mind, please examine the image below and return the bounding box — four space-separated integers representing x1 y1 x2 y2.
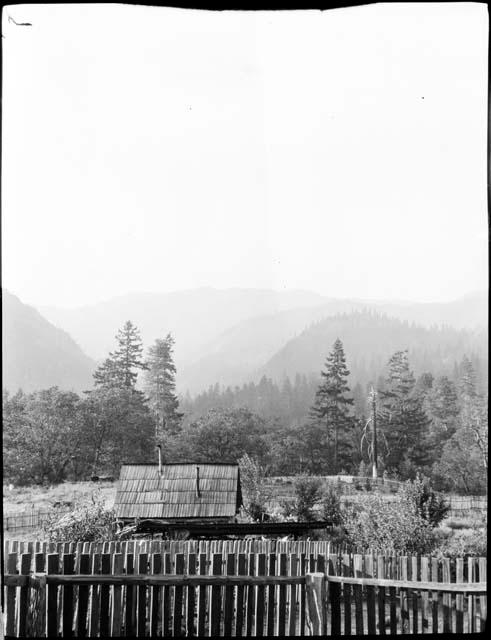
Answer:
2 288 487 395
2 291 95 394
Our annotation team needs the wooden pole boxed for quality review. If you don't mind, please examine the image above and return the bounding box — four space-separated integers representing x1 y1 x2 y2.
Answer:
305 573 326 636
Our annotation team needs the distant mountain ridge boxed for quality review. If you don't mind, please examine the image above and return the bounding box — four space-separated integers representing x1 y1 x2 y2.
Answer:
6 287 487 395
256 311 487 393
2 291 96 393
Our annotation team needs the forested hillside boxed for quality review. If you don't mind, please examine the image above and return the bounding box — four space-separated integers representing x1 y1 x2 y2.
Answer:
2 291 95 393
259 311 487 392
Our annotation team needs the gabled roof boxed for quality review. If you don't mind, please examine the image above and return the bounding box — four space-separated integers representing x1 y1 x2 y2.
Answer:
114 463 242 520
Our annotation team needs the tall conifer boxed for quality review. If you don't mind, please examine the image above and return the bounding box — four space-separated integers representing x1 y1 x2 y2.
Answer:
309 338 354 473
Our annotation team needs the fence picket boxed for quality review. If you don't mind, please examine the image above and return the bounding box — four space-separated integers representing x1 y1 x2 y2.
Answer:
46 554 59 638
353 554 364 635
224 553 235 637
6 553 18 637
245 553 256 636
109 553 123 637
420 557 429 634
197 553 207 638
265 553 275 638
186 553 197 637
62 553 75 638
235 552 248 637
478 557 486 632
277 553 287 637
209 553 222 637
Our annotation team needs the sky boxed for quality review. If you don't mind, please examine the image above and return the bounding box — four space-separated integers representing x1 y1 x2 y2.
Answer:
1 3 488 308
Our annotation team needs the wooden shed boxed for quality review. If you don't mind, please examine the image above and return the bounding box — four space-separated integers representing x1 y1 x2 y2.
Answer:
114 462 242 523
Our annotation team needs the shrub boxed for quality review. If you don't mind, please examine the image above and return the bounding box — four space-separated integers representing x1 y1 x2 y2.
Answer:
320 484 343 526
400 475 449 527
281 476 323 522
343 491 435 555
238 454 272 522
42 492 115 542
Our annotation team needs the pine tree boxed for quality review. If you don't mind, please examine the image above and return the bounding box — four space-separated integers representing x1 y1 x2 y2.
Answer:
93 321 147 389
378 350 431 476
143 333 183 441
459 355 477 399
309 338 354 473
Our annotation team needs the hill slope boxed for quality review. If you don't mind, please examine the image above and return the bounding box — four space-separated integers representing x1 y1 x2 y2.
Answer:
2 291 96 393
258 310 487 390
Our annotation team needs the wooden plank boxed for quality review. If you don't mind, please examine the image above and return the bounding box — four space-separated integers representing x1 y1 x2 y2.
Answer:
468 556 476 633
245 553 256 636
365 555 376 635
124 553 134 637
223 554 235 637
342 553 352 636
99 553 111 637
442 557 451 633
329 554 341 635
389 556 397 636
162 553 172 637
420 557 429 634
110 553 124 637
299 553 307 636
400 556 409 633
196 553 207 638
47 554 60 638
353 554 364 635
186 553 197 637
34 552 47 638
255 553 266 636
265 554 275 638
137 553 148 637
6 553 18 637
62 553 75 638
17 553 31 638
376 555 385 635
209 553 222 638
411 555 419 634
305 573 326 635
172 553 185 637
478 557 486 632
456 557 464 634
431 557 439 633
288 553 298 636
277 553 287 637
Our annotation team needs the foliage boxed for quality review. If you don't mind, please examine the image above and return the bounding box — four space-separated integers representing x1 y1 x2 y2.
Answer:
3 387 85 485
143 334 183 439
309 339 354 473
238 454 272 522
378 350 431 476
282 476 323 522
166 408 268 464
93 320 147 389
42 493 116 542
319 484 343 525
399 475 449 527
342 489 436 554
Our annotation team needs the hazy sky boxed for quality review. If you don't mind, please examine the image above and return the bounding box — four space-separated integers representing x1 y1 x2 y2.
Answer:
2 3 488 308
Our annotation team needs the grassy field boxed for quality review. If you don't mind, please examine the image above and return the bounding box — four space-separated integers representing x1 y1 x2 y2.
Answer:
3 481 116 514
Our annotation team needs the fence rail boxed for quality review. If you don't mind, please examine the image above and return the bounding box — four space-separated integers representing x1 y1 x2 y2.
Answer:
3 547 486 637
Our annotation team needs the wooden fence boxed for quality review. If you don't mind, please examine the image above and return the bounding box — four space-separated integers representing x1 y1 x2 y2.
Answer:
3 545 486 636
3 508 71 533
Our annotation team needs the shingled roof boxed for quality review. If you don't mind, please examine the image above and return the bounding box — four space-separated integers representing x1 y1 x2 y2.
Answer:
114 463 242 521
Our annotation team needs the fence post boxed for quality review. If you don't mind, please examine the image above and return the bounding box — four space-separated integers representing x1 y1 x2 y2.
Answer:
305 573 326 636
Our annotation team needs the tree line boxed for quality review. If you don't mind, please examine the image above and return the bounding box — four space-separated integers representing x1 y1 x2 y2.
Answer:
3 321 487 494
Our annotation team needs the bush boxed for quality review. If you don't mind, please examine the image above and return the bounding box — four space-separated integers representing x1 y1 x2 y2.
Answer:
320 484 343 526
281 476 323 522
42 492 115 542
400 475 450 527
238 454 272 522
343 491 435 555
